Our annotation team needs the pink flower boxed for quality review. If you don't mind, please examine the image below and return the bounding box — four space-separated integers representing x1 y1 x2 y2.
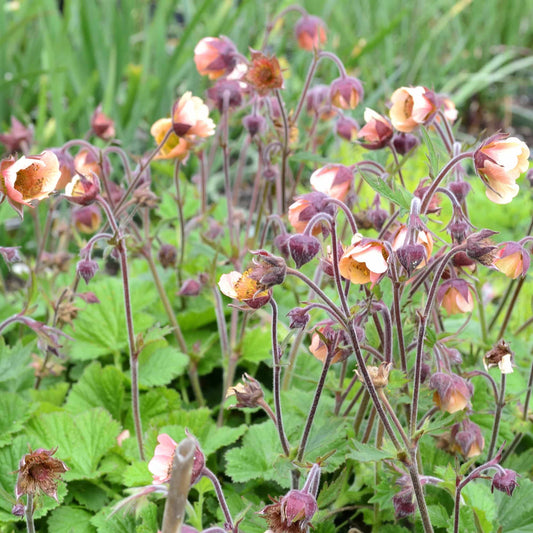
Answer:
493 242 530 279
294 15 327 51
287 191 335 235
357 108 393 149
0 116 33 154
309 164 353 201
194 37 238 80
172 92 215 139
437 279 474 315
339 233 389 287
389 86 437 132
329 76 364 110
474 134 530 204
429 372 473 414
148 433 178 484
90 105 115 141
0 151 61 216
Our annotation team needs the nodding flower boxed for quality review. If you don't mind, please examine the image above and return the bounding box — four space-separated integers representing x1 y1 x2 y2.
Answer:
389 86 438 132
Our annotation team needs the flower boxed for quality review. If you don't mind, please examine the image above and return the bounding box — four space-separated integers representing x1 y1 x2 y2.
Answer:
194 36 238 79
148 433 177 484
73 205 102 233
171 92 215 138
288 234 322 268
49 148 77 190
90 105 115 141
0 116 33 154
294 15 327 51
226 373 265 408
309 164 353 201
440 97 458 123
493 242 530 279
474 134 530 204
244 50 283 95
64 173 100 205
391 224 433 268
357 108 394 149
392 132 419 155
389 86 438 132
450 419 485 458
339 233 389 287
15 447 68 501
287 191 335 235
0 151 61 216
429 372 473 413
207 79 243 111
484 339 514 374
148 433 204 486
218 270 270 309
150 118 191 160
437 279 474 315
306 84 335 119
335 115 359 142
309 322 352 364
357 362 392 389
242 114 266 137
329 76 364 110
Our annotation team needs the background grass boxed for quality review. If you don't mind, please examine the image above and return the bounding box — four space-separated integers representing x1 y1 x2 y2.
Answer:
1 0 532 151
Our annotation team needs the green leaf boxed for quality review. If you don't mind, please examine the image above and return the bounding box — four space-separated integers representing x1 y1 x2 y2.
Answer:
47 506 96 533
26 408 121 481
138 331 188 387
225 422 289 486
241 325 272 364
427 504 451 528
317 468 348 507
419 127 440 177
122 460 153 488
91 505 137 533
358 168 413 211
348 440 397 463
65 277 155 360
0 338 34 392
0 392 31 447
31 382 70 407
463 479 497 533
65 362 125 421
68 480 108 512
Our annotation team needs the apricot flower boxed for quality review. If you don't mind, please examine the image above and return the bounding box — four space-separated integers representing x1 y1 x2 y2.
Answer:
389 86 437 132
429 372 473 413
339 233 389 287
150 118 191 160
194 36 238 80
294 15 327 51
309 164 353 201
172 92 215 138
437 279 474 315
493 242 530 279
474 134 530 204
357 108 393 149
0 151 61 216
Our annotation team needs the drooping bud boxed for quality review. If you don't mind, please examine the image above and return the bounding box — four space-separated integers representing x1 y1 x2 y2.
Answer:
90 105 115 141
77 258 99 284
73 204 102 233
448 181 471 203
491 469 519 496
335 115 359 142
0 246 21 264
207 79 243 112
194 36 238 80
287 307 310 329
309 322 352 364
450 419 485 458
294 14 327 51
389 86 438 132
429 372 473 413
274 232 291 259
11 503 25 517
158 244 177 269
306 85 335 119
287 191 335 235
448 220 469 243
288 234 321 268
396 243 427 274
330 76 364 110
392 132 419 155
242 114 266 137
437 278 474 315
0 116 33 154
493 242 530 279
64 173 100 205
178 278 203 296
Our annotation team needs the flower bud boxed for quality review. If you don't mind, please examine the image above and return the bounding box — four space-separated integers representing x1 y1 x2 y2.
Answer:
309 322 351 364
274 233 291 259
306 85 335 119
194 36 238 79
0 246 21 264
396 243 427 274
465 229 498 266
288 234 321 268
393 488 416 518
491 469 519 496
429 372 473 413
0 116 33 154
242 114 266 137
77 258 99 284
357 108 394 149
11 503 25 517
448 181 471 203
64 173 100 205
287 307 310 329
73 205 102 233
367 207 388 231
335 115 359 141
448 220 469 243
158 244 177 269
90 104 115 141
392 132 419 155
207 79 243 112
294 14 327 51
330 76 364 110
178 278 203 296
248 249 287 288
450 419 485 458
437 279 474 315
287 191 335 235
